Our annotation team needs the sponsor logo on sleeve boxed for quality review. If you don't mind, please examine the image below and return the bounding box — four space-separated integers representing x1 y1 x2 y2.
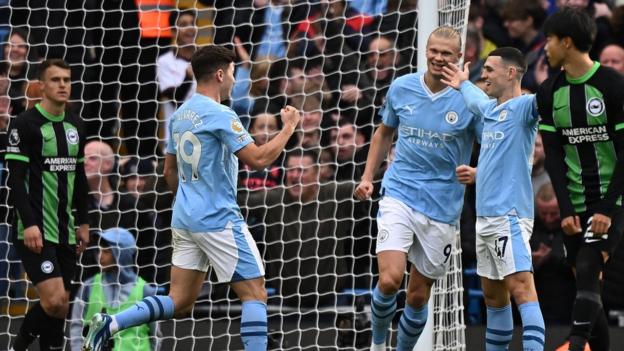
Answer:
9 129 20 145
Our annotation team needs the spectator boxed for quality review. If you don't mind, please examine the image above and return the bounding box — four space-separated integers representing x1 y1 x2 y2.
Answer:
465 27 485 82
83 141 156 283
531 183 576 324
501 0 547 91
157 8 198 144
358 35 409 111
231 38 271 127
239 113 282 190
240 149 363 309
599 43 624 74
2 28 39 116
69 228 160 351
532 133 550 196
335 120 367 181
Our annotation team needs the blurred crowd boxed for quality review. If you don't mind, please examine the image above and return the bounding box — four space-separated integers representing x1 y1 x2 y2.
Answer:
0 0 623 339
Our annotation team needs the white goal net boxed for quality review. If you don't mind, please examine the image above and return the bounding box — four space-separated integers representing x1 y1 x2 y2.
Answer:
0 0 470 350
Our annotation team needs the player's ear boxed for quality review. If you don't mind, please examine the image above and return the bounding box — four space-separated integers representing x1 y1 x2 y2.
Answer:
215 68 224 83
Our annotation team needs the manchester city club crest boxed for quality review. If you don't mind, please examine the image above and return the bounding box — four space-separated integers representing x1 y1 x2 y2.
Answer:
498 110 508 121
445 111 458 125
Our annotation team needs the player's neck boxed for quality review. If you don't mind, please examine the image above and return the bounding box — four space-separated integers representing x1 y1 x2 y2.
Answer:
39 99 65 117
563 53 594 80
196 85 221 104
497 84 522 105
423 71 447 93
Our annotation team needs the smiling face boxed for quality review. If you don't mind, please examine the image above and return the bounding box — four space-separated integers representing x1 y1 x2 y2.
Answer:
3 33 28 68
426 34 462 80
174 13 197 46
285 154 319 200
480 56 512 98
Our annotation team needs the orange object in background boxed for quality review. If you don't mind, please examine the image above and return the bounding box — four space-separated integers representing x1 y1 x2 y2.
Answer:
24 80 42 110
135 0 174 39
555 341 591 351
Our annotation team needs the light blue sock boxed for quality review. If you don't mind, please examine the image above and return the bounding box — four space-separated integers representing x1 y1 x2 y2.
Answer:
114 295 175 331
397 303 427 351
518 301 545 351
240 300 267 351
371 285 397 345
485 304 513 351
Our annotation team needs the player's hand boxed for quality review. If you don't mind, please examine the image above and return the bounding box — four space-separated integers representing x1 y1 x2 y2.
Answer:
354 179 374 200
233 36 251 69
76 224 90 255
23 225 43 254
561 215 582 235
455 165 476 184
280 105 300 130
532 243 552 268
441 62 470 90
591 213 611 235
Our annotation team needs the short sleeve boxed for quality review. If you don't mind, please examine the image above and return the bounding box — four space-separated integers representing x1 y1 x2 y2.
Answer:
4 116 32 163
521 94 540 126
380 84 398 127
165 116 176 155
216 110 254 154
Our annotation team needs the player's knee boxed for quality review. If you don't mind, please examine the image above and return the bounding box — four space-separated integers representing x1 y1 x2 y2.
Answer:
378 274 402 294
406 289 429 308
41 293 68 318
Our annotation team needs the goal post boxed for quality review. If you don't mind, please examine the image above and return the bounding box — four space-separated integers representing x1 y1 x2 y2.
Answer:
0 1 472 350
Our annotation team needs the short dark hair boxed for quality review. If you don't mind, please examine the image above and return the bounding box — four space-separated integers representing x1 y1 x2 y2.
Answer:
38 58 70 80
191 45 236 82
169 8 197 28
501 0 546 29
285 148 320 166
542 7 596 53
487 47 527 76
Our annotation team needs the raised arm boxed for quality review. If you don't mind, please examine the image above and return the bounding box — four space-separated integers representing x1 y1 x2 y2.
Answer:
441 62 490 116
236 105 300 171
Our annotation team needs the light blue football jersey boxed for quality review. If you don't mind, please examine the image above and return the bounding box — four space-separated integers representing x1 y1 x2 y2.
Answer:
166 93 253 232
380 72 482 224
459 81 539 218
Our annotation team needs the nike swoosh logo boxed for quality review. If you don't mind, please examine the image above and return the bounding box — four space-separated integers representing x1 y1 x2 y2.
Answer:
573 320 591 326
554 105 566 112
